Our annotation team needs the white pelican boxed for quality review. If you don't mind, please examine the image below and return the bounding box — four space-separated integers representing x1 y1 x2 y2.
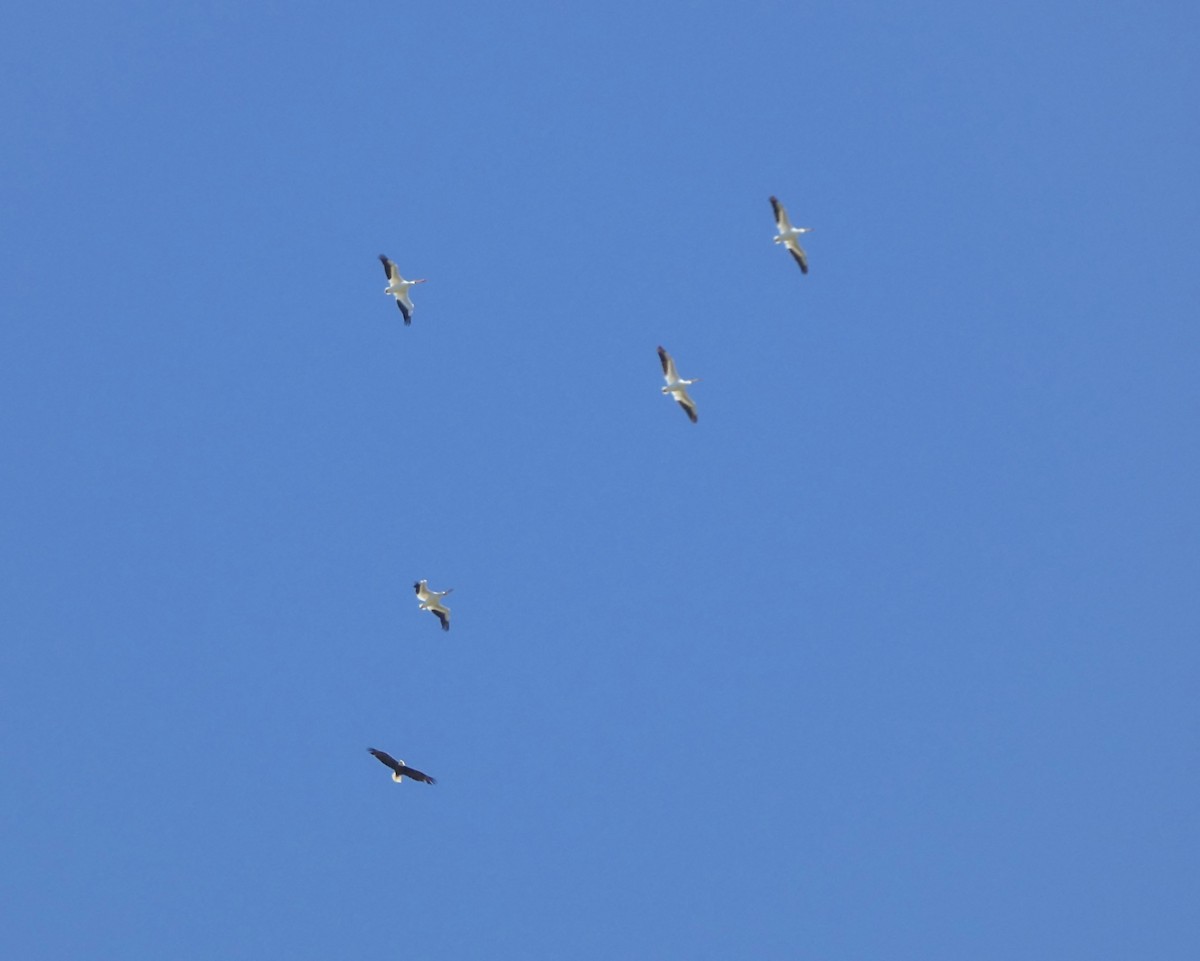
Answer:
657 346 699 423
379 254 426 325
414 579 452 631
769 196 811 274
368 748 437 785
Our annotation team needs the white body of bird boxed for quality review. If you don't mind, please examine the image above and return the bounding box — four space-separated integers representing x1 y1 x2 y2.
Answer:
769 196 811 274
414 579 453 631
657 346 700 423
379 254 426 325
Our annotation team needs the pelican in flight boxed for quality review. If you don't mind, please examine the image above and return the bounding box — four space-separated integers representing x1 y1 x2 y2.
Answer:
769 196 811 274
658 346 699 423
379 254 426 325
414 579 452 631
368 748 437 785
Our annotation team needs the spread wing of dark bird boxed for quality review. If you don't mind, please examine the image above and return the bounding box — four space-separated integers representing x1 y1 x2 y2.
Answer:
398 763 436 784
369 747 404 774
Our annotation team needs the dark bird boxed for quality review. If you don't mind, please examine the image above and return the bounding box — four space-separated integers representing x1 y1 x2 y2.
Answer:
368 748 437 785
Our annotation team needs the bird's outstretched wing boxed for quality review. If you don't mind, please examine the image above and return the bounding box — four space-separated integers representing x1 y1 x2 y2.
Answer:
770 195 791 232
399 764 437 785
379 254 396 281
369 748 403 776
676 393 698 423
657 346 678 382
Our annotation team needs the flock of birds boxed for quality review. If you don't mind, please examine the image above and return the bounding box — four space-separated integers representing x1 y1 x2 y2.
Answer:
367 194 813 787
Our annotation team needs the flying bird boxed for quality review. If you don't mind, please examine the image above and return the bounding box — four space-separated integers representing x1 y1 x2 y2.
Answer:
368 748 437 785
769 196 811 274
379 254 426 325
657 346 700 423
414 579 452 631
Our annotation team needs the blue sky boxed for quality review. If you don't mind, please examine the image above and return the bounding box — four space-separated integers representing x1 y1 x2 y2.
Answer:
2 2 1197 958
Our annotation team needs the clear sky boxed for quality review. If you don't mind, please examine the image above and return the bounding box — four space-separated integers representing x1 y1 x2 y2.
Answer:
2 2 1197 958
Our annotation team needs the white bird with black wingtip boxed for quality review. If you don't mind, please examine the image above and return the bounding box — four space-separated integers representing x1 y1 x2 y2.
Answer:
378 254 426 325
414 579 452 631
769 196 812 274
657 346 700 423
